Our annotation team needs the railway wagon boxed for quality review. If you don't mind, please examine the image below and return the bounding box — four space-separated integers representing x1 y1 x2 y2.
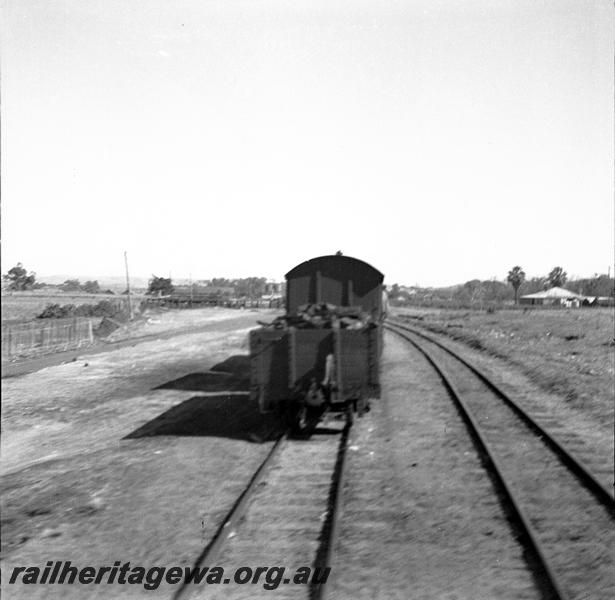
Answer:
250 254 385 425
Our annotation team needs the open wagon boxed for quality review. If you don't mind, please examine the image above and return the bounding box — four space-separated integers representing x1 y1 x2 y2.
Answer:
249 254 385 430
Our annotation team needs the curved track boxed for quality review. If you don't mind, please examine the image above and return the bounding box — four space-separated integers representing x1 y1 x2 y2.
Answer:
386 319 614 600
176 414 351 600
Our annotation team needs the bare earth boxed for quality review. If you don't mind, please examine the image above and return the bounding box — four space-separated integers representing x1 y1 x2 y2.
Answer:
332 332 542 600
1 309 281 599
391 307 614 483
1 307 612 599
392 307 613 425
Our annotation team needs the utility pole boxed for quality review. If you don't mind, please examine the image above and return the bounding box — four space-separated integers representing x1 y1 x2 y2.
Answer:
124 251 134 320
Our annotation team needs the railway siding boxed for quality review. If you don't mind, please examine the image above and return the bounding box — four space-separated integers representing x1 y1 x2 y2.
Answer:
391 315 614 497
332 332 542 600
387 323 614 600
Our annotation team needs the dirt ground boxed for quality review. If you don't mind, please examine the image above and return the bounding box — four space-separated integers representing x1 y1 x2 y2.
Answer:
392 307 614 423
1 308 283 599
331 324 613 600
333 333 544 600
391 307 614 486
1 308 277 377
2 307 612 599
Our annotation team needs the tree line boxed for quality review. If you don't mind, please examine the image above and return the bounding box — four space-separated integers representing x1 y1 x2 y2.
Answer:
388 266 613 308
5 262 612 306
2 264 111 294
145 275 269 298
1 264 271 299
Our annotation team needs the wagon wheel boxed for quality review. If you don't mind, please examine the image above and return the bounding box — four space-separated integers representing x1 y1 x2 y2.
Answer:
356 397 371 417
345 403 354 426
296 405 308 432
356 397 365 417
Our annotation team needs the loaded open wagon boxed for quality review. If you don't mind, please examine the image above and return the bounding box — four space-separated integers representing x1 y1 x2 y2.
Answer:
249 254 385 429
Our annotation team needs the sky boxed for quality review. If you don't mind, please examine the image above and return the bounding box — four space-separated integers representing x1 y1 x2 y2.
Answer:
1 0 613 286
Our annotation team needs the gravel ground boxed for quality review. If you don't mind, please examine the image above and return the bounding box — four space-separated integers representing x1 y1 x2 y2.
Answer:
1 309 281 599
104 307 280 343
400 329 614 599
392 308 614 434
392 319 614 493
2 308 609 599
331 332 542 600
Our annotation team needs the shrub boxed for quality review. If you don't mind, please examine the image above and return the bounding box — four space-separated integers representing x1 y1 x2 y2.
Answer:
37 300 126 319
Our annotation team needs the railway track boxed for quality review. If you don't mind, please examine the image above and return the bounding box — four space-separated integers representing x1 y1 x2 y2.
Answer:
176 413 351 600
386 319 614 600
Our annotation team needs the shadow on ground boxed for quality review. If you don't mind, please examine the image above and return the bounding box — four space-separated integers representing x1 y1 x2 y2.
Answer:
154 355 252 393
124 393 284 442
125 355 284 442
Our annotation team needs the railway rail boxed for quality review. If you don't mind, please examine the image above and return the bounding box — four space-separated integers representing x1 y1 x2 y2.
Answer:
175 413 351 600
386 319 614 600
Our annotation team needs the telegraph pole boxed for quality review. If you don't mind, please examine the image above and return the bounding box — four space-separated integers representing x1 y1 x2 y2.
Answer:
124 251 134 320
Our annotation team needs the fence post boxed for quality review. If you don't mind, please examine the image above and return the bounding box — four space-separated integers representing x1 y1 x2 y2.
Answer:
42 324 49 351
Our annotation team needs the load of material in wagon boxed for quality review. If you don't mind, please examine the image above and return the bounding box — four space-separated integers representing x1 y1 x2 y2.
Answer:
258 303 374 330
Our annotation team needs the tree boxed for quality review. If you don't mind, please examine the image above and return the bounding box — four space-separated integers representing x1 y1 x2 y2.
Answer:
60 279 82 292
583 275 613 297
211 277 232 287
82 280 100 294
3 263 36 291
147 275 174 296
507 266 526 305
235 277 267 298
485 279 510 304
547 266 567 288
464 279 485 307
566 274 614 298
524 277 548 294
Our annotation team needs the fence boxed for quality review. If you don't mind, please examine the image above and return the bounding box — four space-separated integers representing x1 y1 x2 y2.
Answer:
2 317 97 361
144 297 284 310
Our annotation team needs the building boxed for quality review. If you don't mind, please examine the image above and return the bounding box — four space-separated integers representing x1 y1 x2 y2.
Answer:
519 287 584 307
263 280 285 298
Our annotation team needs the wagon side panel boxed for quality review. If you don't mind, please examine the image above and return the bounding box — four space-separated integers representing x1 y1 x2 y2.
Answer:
368 324 381 398
337 326 381 401
289 328 334 390
286 275 312 313
250 328 289 412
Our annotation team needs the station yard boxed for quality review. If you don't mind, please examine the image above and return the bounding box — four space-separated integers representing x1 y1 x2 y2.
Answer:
1 305 612 599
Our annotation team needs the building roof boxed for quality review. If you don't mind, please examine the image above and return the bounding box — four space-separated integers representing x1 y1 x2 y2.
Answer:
520 287 583 300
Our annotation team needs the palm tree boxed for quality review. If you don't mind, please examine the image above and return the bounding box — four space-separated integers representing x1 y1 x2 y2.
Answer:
507 266 526 305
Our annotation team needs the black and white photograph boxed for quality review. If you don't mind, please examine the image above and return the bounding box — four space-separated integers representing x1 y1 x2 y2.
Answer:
1 1 613 598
